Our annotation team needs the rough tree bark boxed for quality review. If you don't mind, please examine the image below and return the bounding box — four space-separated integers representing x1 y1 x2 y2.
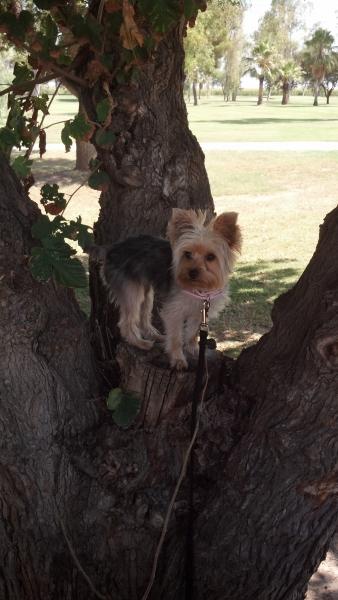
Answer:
282 82 290 105
2 150 338 599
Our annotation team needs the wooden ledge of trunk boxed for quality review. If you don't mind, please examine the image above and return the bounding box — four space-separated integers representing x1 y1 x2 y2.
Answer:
116 342 230 429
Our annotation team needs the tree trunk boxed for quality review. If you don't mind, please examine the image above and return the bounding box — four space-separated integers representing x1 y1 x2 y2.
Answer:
282 82 290 105
313 81 320 106
2 152 338 599
231 89 237 102
193 80 198 105
257 76 264 105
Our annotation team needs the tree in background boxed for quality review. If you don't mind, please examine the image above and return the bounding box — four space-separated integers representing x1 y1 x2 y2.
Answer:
321 62 338 104
276 59 302 104
184 0 246 103
245 40 276 105
254 0 305 60
184 14 215 105
301 28 337 106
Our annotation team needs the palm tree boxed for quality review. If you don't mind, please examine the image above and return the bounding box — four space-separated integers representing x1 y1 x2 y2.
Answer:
245 41 276 105
276 60 302 105
301 28 337 106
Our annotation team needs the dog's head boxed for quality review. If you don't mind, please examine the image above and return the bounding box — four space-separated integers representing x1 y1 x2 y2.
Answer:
167 208 242 292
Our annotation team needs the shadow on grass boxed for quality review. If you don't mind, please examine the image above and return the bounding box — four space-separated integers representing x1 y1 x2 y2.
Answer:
193 118 338 126
211 258 301 357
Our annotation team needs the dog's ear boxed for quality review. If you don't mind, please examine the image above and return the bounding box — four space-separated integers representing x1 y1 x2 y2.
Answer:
167 208 204 244
212 212 242 252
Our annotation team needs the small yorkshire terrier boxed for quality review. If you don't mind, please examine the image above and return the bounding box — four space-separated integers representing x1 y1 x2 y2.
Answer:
96 209 241 370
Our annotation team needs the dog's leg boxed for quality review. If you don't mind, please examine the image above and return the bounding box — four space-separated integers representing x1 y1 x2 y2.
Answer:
161 300 188 370
118 282 154 351
140 287 164 342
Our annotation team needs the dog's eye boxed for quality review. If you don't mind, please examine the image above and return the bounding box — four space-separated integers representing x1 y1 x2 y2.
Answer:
206 253 216 262
184 251 192 259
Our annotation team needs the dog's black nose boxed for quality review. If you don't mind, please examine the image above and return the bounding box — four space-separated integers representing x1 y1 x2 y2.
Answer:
189 269 199 280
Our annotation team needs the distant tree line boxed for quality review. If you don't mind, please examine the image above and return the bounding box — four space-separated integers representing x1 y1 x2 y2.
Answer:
184 0 338 106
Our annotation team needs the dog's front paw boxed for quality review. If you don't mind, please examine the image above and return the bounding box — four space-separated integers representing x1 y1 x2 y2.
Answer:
170 356 188 371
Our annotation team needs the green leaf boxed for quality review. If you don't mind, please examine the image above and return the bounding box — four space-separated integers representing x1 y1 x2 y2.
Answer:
12 62 34 86
107 388 141 428
30 246 54 281
183 0 197 18
77 224 94 251
52 256 88 288
95 129 116 148
32 94 50 115
40 183 65 205
61 121 72 152
31 214 55 240
61 114 93 151
138 0 180 33
96 98 111 123
88 170 110 191
11 155 33 178
0 127 20 152
107 388 123 411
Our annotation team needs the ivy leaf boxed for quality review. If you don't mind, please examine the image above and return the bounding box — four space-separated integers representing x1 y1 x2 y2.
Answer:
30 247 54 281
107 388 141 428
0 127 20 152
11 155 33 178
138 0 180 33
183 0 197 18
96 98 112 123
61 114 94 151
77 224 94 251
12 62 34 86
61 121 72 152
52 256 88 288
88 170 110 191
31 214 56 240
95 129 116 148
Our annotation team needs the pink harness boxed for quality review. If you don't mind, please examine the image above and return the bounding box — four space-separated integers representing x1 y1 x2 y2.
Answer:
181 288 225 302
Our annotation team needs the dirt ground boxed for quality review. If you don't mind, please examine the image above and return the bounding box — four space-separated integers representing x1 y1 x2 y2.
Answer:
306 537 338 599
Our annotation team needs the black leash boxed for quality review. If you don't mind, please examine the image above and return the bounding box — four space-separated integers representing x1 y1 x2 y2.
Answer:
185 300 213 600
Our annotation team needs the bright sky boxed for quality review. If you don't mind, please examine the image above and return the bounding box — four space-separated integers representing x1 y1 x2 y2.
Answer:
243 0 338 44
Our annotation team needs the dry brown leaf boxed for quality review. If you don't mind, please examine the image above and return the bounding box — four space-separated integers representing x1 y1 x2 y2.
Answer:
120 0 144 50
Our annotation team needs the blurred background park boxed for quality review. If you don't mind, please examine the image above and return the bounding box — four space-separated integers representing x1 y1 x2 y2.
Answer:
1 0 338 363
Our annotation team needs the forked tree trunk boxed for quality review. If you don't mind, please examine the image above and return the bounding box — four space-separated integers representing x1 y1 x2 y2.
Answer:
75 138 96 171
2 152 338 599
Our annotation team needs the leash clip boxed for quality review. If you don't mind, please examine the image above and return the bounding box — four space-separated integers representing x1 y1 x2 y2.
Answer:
200 299 210 332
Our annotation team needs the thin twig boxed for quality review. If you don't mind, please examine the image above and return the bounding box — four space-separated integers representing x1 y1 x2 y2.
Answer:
61 161 101 217
42 118 68 130
141 357 209 600
59 517 108 600
0 73 55 97
25 82 62 160
97 0 106 23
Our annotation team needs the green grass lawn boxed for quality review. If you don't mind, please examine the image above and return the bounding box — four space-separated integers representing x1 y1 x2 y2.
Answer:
6 91 338 144
187 95 338 142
